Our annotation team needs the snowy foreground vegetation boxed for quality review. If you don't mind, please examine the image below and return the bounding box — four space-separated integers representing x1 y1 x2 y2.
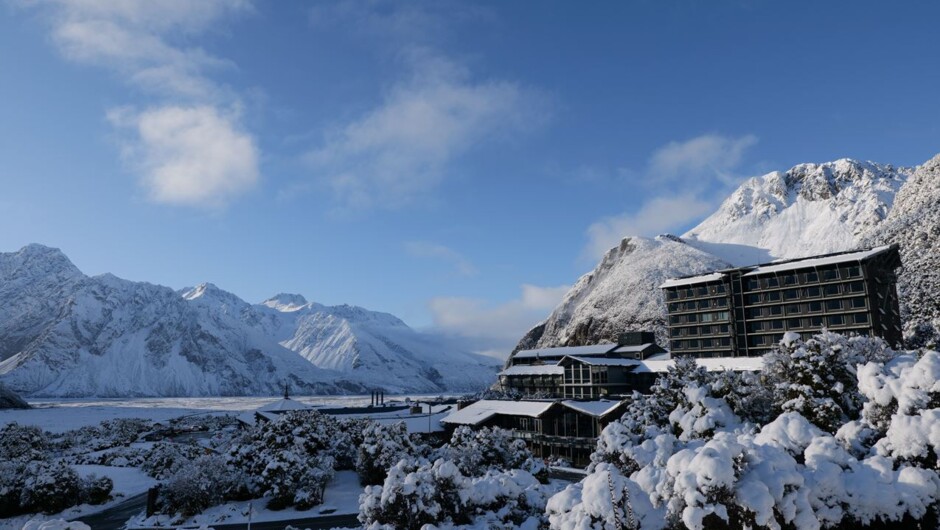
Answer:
5 331 939 530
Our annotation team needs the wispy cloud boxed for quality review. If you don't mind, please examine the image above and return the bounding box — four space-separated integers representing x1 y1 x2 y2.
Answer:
404 241 478 277
649 133 758 185
583 133 759 259
25 0 258 208
303 3 550 211
427 283 571 357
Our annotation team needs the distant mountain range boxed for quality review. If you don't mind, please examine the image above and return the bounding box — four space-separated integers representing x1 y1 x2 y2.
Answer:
516 154 940 354
0 246 499 397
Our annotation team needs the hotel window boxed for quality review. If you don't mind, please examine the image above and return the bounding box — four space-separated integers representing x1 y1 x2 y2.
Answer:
719 337 731 346
688 327 699 335
667 290 678 300
811 316 824 327
846 266 861 278
747 294 761 304
805 271 819 282
771 320 784 330
766 277 780 288
783 274 797 285
808 301 822 312
854 313 869 324
786 304 801 315
824 284 840 296
826 300 843 311
748 279 760 290
788 318 802 328
714 284 727 294
848 281 865 293
766 291 781 301
805 286 821 297
769 305 783 316
851 297 866 309
748 307 763 318
688 339 699 348
784 289 799 300
696 287 708 296
828 315 845 326
823 269 839 281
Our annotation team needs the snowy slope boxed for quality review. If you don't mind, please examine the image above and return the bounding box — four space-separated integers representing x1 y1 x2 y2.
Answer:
258 295 499 393
514 236 730 354
683 159 910 264
0 246 497 397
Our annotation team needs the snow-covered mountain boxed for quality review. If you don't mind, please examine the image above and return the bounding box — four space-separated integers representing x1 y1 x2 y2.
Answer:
683 159 910 264
518 236 730 352
515 155 937 355
0 245 498 397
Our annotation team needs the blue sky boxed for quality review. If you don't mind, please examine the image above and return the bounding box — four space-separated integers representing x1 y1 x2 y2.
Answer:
1 1 939 356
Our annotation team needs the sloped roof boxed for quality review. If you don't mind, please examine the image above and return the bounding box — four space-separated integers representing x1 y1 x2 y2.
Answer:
660 272 728 289
560 399 625 418
514 344 617 360
560 356 640 367
499 365 563 376
440 400 555 426
636 356 764 373
741 245 893 276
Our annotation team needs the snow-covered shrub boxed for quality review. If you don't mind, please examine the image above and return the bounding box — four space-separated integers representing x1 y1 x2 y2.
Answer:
19 460 83 515
436 426 546 481
159 455 242 516
226 410 344 509
21 519 90 530
334 417 374 470
52 418 150 455
667 384 741 442
711 369 774 425
80 474 113 505
547 463 657 530
763 331 860 433
356 421 420 485
360 458 548 530
0 423 48 462
142 442 205 479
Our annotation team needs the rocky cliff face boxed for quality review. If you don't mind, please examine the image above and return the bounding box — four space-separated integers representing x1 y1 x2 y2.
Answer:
0 246 498 397
862 154 940 346
514 155 937 356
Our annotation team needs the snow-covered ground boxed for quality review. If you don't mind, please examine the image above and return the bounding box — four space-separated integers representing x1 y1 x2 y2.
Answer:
129 470 362 528
0 394 457 433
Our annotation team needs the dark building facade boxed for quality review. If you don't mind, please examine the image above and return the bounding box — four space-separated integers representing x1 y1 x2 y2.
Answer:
661 245 903 357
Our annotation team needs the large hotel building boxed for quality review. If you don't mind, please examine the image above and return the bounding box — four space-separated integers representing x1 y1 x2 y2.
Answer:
660 245 903 357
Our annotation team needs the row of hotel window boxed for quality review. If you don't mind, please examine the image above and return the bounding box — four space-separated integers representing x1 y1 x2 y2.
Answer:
667 281 867 313
672 337 733 349
747 313 870 332
564 364 609 385
669 298 868 326
665 266 864 300
669 324 731 337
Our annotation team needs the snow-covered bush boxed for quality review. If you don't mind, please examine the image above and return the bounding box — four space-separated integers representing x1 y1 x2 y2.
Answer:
226 410 345 509
0 423 48 462
21 519 90 530
360 458 548 530
159 455 242 516
763 332 860 433
80 474 113 505
52 418 150 454
436 426 545 481
142 442 206 479
356 421 421 485
19 461 83 515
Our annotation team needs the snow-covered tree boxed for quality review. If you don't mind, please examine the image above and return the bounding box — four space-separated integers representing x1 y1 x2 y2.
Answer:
159 455 242 516
360 458 548 530
356 421 421 486
436 426 545 481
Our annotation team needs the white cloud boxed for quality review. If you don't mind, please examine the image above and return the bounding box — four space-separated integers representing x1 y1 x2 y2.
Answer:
109 106 259 207
427 283 570 357
306 53 548 210
26 0 257 207
582 133 758 260
584 195 716 260
649 133 758 185
404 241 478 276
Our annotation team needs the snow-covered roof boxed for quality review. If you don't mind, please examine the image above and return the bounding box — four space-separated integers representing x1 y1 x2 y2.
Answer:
741 245 893 277
256 398 312 413
560 399 625 418
440 400 555 426
499 365 563 376
561 356 640 367
635 356 764 373
660 272 727 289
644 351 671 361
514 344 617 360
610 343 658 354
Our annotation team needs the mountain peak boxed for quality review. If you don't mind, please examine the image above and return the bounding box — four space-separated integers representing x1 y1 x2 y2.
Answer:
262 293 309 312
0 243 83 281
